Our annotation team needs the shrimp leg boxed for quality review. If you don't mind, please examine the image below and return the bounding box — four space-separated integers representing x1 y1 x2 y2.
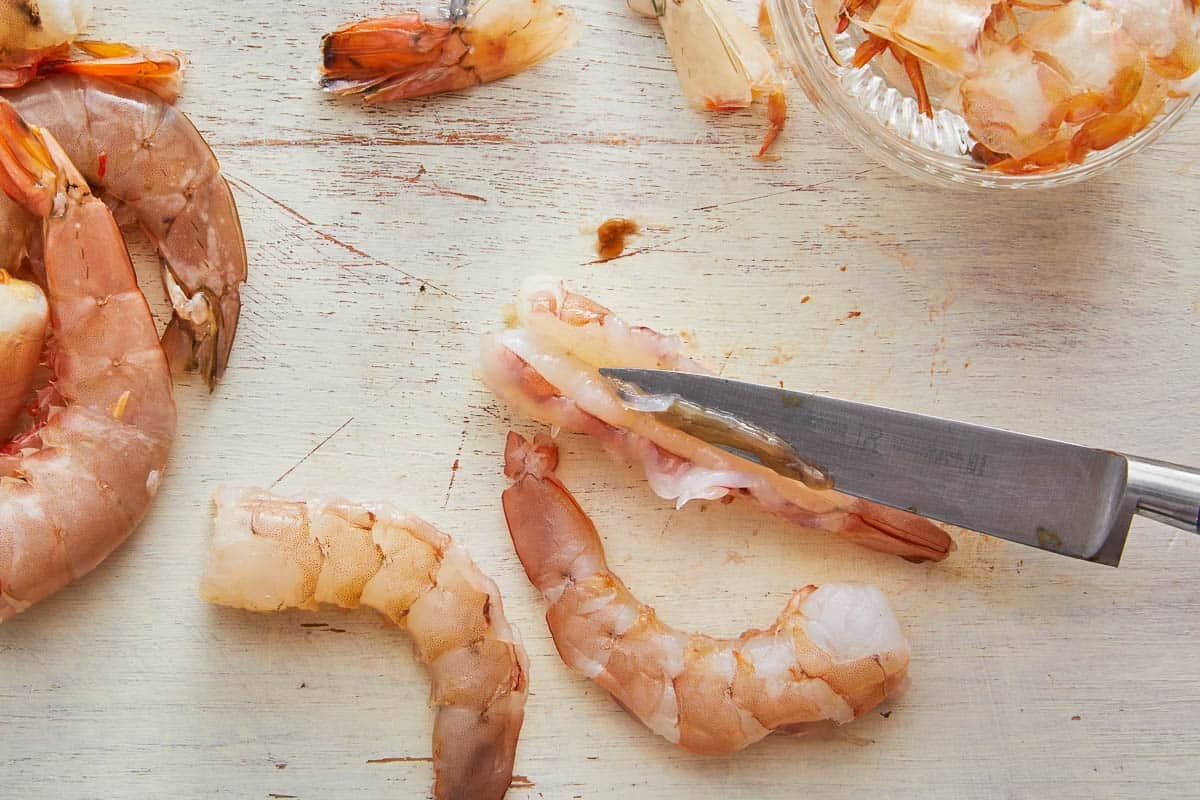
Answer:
201 487 529 800
502 433 910 754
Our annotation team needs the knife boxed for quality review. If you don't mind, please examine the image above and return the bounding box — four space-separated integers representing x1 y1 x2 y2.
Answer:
599 368 1200 567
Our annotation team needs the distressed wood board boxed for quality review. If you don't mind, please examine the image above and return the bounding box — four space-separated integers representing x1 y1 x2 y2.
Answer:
2 0 1199 798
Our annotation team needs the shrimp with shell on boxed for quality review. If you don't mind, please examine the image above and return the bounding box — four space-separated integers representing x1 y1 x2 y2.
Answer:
201 486 529 800
320 0 579 103
6 75 247 387
0 98 175 620
479 277 954 562
503 432 910 754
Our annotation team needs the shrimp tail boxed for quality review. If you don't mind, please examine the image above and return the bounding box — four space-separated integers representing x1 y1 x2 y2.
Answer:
0 102 56 218
41 41 187 103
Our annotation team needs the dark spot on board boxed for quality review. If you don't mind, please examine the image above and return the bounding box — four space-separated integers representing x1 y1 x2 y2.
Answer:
1071 715 1082 721
596 218 639 261
275 763 287 770
801 295 811 303
298 682 306 689
367 756 434 764
510 775 535 789
839 264 848 272
847 310 862 319
880 711 892 719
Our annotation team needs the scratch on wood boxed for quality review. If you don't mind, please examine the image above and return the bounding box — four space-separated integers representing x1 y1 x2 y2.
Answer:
510 775 536 789
692 168 879 212
442 426 469 509
366 756 435 764
225 176 458 297
272 417 356 488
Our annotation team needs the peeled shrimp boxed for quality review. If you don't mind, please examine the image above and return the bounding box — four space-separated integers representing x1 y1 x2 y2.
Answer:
628 0 787 158
0 271 47 438
0 98 175 620
320 0 578 103
503 432 910 754
479 277 953 562
201 486 529 800
7 75 246 387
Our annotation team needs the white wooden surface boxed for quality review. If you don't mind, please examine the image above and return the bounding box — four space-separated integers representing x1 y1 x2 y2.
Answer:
3 1 1200 798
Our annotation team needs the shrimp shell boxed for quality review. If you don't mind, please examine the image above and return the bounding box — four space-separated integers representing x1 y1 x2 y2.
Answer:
7 74 246 388
0 99 175 620
502 433 910 754
479 277 954 562
201 486 529 800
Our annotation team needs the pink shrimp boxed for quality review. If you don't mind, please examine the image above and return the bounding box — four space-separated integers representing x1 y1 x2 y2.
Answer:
479 277 954 562
0 98 175 620
502 432 910 754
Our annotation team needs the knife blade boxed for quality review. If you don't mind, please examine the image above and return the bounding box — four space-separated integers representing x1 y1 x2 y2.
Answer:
599 368 1200 566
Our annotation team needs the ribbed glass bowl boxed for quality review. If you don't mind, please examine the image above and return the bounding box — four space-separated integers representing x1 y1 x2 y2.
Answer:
766 0 1200 189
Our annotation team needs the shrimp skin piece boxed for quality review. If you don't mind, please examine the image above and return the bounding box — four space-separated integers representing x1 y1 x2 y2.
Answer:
0 271 47 438
0 99 175 620
320 0 579 103
502 433 911 754
480 277 953 562
7 75 247 388
201 486 529 800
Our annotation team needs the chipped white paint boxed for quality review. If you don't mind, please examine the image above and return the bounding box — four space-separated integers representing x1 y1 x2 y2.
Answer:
2 0 1199 798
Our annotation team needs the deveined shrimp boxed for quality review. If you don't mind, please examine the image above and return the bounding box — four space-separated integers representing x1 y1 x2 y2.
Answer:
0 98 175 620
819 0 1200 172
7 75 247 387
320 0 578 103
503 433 910 754
201 486 529 800
479 277 953 562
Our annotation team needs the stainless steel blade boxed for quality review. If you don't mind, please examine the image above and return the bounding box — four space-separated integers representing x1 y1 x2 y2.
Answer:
600 368 1136 566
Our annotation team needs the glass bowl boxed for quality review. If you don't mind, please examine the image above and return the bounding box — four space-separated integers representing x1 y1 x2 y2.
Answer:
765 0 1200 189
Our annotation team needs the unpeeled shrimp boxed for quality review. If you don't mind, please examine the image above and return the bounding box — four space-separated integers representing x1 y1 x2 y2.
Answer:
7 75 247 387
320 0 578 103
0 0 90 86
479 277 953 562
0 271 47 438
503 433 910 754
0 98 175 620
201 486 529 800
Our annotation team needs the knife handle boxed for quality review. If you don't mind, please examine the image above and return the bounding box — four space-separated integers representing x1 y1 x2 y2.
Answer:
1125 456 1200 533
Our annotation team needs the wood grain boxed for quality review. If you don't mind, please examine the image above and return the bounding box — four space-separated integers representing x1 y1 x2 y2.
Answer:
2 1 1198 798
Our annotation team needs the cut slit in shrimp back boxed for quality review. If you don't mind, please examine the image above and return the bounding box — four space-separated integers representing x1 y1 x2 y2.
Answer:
201 486 529 800
479 277 954 562
0 98 175 620
320 0 579 103
7 75 246 387
502 433 910 754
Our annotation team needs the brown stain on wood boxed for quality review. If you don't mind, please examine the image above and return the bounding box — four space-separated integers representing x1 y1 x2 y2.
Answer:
510 775 536 789
596 218 640 261
366 756 434 764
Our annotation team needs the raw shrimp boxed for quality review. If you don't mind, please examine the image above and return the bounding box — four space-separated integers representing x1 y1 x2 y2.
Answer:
0 99 175 620
0 271 47 438
818 0 1200 172
201 486 529 800
628 0 787 157
320 0 578 103
7 75 247 387
479 277 953 562
503 432 910 754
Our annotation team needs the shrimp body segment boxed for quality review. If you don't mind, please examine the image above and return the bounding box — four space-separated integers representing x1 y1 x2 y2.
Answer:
479 277 953 562
8 75 247 387
502 433 910 754
201 486 529 800
0 99 175 620
0 271 47 438
320 0 579 103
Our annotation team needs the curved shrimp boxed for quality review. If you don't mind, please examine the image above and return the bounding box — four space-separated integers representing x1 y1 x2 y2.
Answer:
320 0 578 103
201 486 529 800
479 277 953 562
7 75 247 387
0 270 47 438
0 98 175 620
502 432 910 754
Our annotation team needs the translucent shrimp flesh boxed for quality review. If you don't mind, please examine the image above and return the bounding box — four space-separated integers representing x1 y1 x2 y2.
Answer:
817 0 1200 172
503 432 910 754
7 75 247 387
201 486 529 800
319 0 579 103
479 277 954 562
0 99 175 620
0 270 47 438
628 0 788 158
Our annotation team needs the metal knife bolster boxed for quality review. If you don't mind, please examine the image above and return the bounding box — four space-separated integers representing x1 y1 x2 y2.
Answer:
1125 456 1200 533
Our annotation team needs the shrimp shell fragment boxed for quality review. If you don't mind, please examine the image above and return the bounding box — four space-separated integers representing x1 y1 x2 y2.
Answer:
502 433 910 754
201 486 529 800
479 277 954 562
